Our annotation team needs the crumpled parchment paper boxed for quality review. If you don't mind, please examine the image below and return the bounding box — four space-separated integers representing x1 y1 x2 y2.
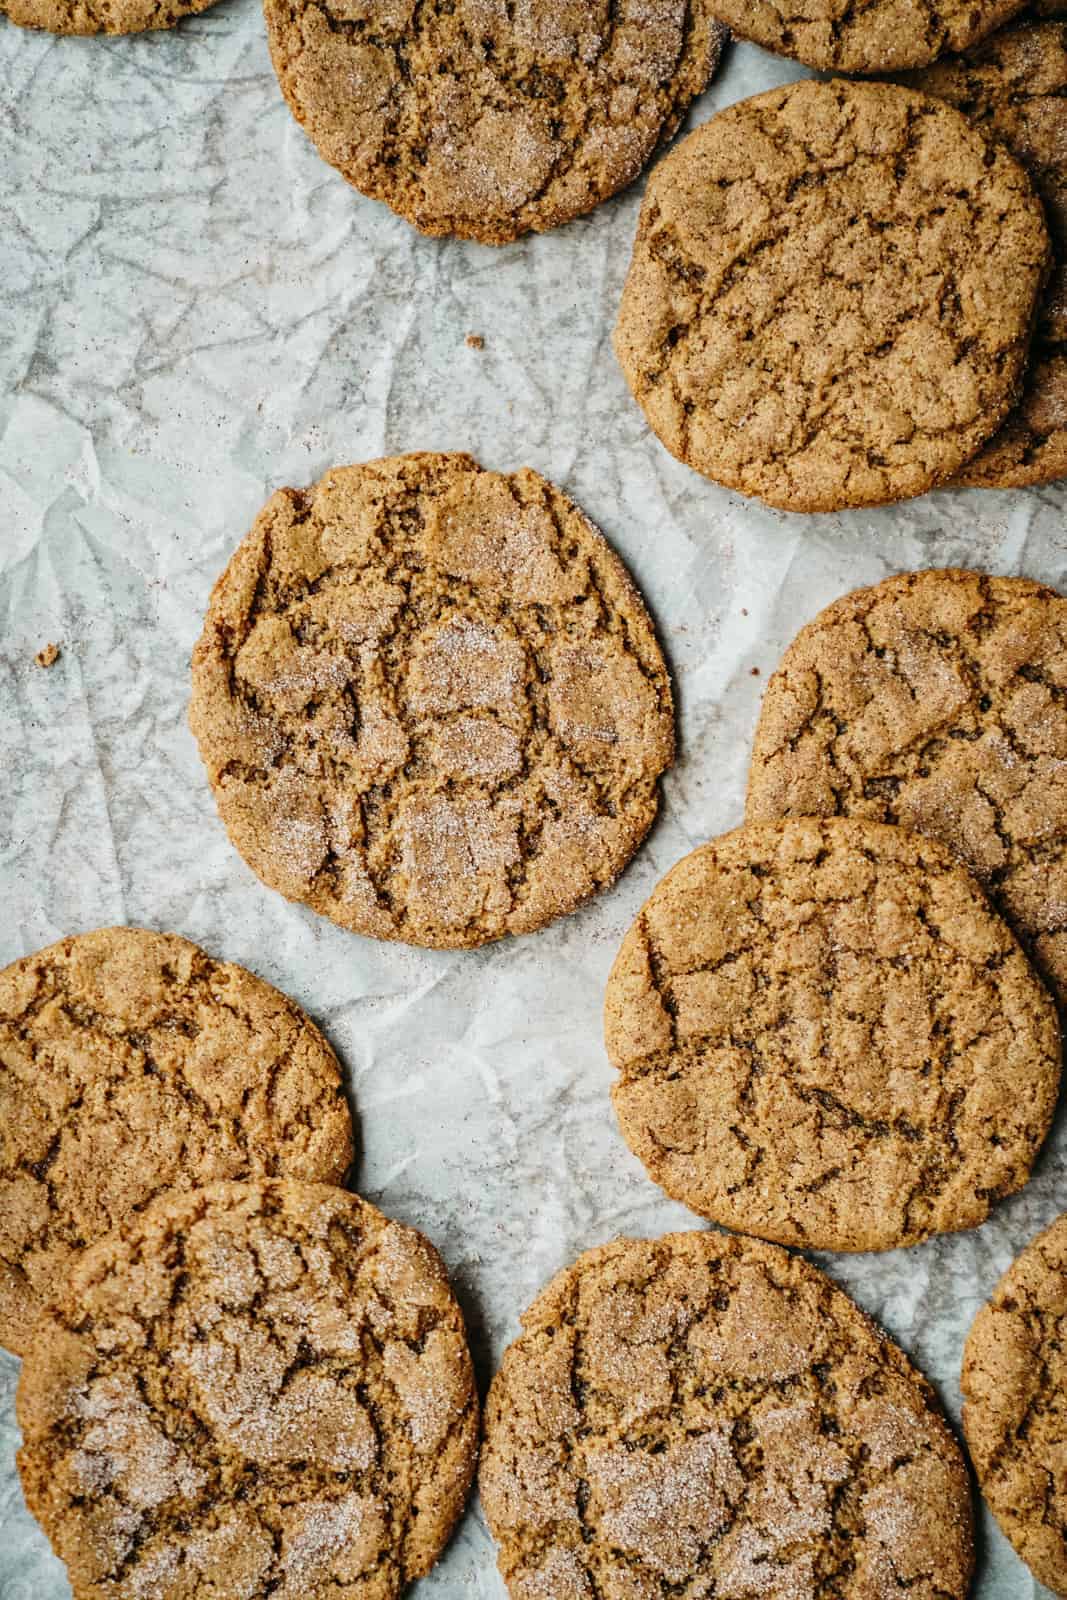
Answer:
1 11 1066 1595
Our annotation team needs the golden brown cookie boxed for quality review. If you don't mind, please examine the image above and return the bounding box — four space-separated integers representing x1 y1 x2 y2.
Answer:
262 0 725 246
962 1214 1067 1595
747 569 1067 1009
17 1179 478 1600
902 20 1067 487
189 453 674 950
707 0 1023 73
0 0 217 35
614 79 1051 513
481 1230 974 1600
605 818 1060 1251
0 927 352 1357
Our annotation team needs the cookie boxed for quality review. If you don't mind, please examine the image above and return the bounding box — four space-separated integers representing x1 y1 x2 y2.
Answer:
613 79 1050 513
481 1230 974 1600
901 21 1067 487
962 1214 1067 1595
17 1179 478 1600
262 0 725 247
189 453 674 950
747 569 1067 1009
706 0 1023 73
1 0 217 34
605 818 1060 1252
0 927 353 1357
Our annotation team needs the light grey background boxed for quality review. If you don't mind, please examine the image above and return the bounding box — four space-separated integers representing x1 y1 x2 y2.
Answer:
1 8 1065 1595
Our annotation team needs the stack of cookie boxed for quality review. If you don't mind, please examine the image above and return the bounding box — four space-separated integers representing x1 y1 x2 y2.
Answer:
2 929 479 1597
568 564 1067 1599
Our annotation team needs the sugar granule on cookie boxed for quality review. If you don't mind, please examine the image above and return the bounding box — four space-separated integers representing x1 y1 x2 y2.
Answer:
0 927 353 1356
189 452 674 949
482 1231 974 1600
16 1180 478 1600
605 817 1060 1251
614 78 1050 512
261 1 726 245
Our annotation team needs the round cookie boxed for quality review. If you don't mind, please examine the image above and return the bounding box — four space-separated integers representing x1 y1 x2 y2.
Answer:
706 0 1023 74
613 78 1051 513
17 1179 478 1600
0 927 353 1357
1 0 218 35
481 1230 974 1600
962 1214 1067 1595
262 0 726 246
747 569 1067 1008
605 818 1060 1252
189 453 674 950
903 21 1067 488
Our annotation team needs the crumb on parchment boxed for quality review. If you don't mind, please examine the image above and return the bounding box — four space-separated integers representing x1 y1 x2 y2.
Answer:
466 333 485 350
35 643 60 669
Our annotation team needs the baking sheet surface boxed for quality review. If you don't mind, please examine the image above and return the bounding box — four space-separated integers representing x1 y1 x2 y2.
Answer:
1 13 1065 1594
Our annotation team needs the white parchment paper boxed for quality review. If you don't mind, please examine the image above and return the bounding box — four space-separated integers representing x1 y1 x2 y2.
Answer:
2 12 1066 1595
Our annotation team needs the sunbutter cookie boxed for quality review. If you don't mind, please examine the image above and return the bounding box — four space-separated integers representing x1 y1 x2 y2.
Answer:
262 0 725 245
605 818 1060 1252
17 1180 478 1600
189 453 674 949
481 1231 974 1600
614 79 1050 513
962 1214 1067 1595
706 0 1023 73
902 21 1067 488
0 0 218 34
747 569 1067 1008
0 927 352 1357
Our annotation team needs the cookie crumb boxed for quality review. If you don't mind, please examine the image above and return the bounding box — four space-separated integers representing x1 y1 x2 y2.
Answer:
750 666 760 676
466 334 485 350
35 643 60 669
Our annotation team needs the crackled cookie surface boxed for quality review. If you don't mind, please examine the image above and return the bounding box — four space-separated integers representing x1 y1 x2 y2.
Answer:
963 1214 1067 1595
482 1231 974 1599
0 928 352 1357
0 0 218 35
614 79 1050 512
17 1180 478 1600
707 0 1023 73
747 569 1067 1007
262 0 725 245
605 819 1059 1251
903 21 1067 488
189 453 674 949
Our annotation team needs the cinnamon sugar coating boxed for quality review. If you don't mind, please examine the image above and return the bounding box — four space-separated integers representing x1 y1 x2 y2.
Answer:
189 453 674 949
17 1180 478 1600
482 1231 974 1599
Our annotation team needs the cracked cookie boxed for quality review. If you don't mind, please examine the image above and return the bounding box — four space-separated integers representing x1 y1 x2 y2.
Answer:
16 1179 478 1600
481 1230 974 1600
962 1213 1067 1596
901 21 1067 488
747 569 1067 1010
605 818 1060 1252
0 927 353 1358
0 0 218 35
261 0 726 246
706 0 1023 73
614 78 1051 513
189 453 675 950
